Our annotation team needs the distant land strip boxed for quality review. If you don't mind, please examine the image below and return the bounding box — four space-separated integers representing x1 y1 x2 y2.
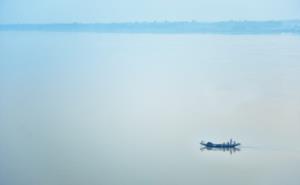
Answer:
1 21 300 34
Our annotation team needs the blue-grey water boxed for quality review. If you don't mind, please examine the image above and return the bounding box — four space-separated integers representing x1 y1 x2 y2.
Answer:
1 32 300 185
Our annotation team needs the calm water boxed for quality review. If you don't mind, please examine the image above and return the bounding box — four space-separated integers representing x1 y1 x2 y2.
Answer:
1 32 300 185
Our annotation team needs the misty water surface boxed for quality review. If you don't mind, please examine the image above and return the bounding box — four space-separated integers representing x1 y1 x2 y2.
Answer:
1 32 300 185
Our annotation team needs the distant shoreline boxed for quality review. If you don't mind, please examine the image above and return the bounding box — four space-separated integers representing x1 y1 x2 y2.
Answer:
1 20 300 34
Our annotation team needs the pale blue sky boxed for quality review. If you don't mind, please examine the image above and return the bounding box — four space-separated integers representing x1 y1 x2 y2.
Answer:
0 0 300 23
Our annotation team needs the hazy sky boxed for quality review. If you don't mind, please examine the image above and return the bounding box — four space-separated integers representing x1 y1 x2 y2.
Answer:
0 0 300 23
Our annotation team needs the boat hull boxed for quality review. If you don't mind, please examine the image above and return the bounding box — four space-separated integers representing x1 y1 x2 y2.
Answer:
200 142 240 148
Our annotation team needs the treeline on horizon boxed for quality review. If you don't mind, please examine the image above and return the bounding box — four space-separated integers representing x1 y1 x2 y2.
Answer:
1 20 300 34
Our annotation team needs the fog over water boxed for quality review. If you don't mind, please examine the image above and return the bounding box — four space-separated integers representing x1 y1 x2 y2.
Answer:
1 32 300 185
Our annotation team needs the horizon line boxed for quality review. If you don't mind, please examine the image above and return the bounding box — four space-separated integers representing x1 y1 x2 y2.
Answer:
1 19 300 25
1 20 299 34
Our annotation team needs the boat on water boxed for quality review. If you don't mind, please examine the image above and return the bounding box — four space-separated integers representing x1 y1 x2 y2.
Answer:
200 139 240 148
200 146 240 154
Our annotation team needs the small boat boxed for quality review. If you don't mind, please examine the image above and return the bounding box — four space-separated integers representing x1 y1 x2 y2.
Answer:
200 146 240 154
200 139 240 148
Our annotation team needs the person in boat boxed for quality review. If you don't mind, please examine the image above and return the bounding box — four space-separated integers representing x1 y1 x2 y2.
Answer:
206 142 214 147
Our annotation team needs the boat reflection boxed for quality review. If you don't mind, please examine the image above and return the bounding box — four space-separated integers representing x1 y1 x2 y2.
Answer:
200 146 241 155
